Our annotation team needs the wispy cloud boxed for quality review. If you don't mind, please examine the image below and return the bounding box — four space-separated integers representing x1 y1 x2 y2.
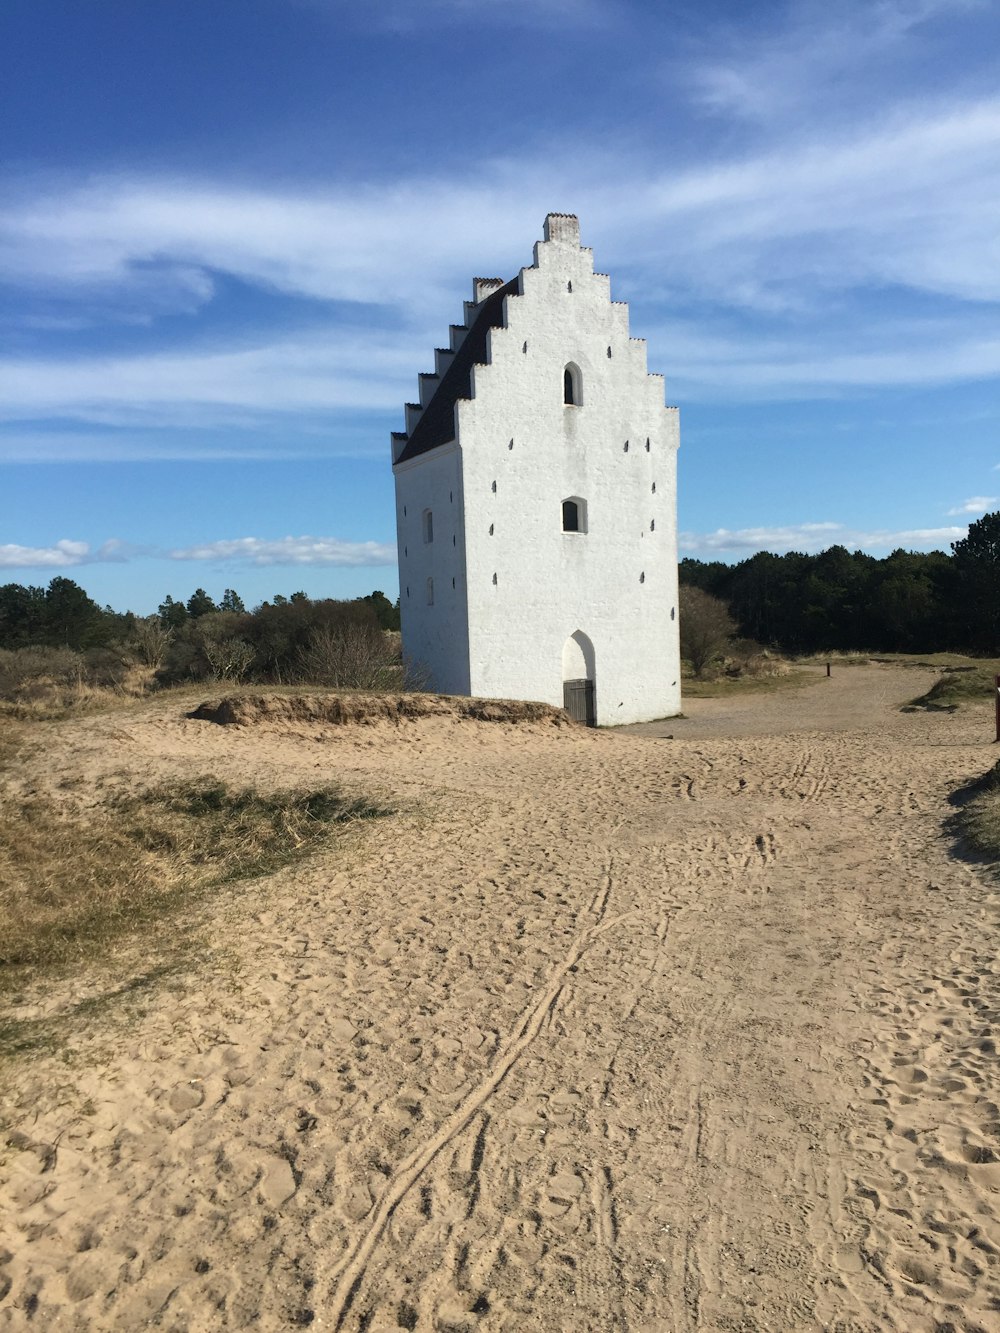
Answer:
946 495 998 515
1 85 999 436
299 0 617 32
0 330 416 429
5 92 1000 312
689 0 987 125
679 521 966 556
168 536 396 566
0 430 320 463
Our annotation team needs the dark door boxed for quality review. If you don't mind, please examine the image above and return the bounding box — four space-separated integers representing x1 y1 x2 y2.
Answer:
563 678 596 726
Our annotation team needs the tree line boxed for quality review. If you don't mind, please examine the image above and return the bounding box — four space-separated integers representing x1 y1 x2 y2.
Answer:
0 579 403 693
679 512 1000 657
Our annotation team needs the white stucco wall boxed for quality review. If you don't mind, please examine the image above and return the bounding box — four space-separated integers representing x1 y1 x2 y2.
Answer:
394 444 471 695
393 214 681 724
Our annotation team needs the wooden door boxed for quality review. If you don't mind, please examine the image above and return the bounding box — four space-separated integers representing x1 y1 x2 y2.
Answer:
563 678 596 726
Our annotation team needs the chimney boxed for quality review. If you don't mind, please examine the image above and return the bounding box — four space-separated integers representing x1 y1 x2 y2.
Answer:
543 213 580 245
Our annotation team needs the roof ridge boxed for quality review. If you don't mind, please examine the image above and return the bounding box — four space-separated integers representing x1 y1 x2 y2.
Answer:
394 276 520 465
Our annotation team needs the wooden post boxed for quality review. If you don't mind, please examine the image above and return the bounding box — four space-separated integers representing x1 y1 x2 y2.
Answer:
995 675 1000 743
826 662 831 678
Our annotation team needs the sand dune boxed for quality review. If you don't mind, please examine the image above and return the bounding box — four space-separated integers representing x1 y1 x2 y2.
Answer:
2 664 999 1331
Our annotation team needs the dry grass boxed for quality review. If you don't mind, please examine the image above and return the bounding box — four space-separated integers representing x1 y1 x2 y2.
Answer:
0 716 25 773
956 761 1000 861
0 777 389 997
682 668 814 700
0 666 157 721
190 691 571 728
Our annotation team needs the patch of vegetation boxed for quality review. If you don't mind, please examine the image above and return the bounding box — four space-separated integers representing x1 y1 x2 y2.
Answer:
905 664 1000 711
954 761 1000 861
0 778 389 993
0 579 407 717
682 668 814 699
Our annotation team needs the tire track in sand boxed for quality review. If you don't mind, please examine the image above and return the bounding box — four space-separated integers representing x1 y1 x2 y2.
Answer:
326 858 635 1329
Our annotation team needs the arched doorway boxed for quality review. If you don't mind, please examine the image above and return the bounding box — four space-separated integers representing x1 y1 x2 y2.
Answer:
562 630 596 726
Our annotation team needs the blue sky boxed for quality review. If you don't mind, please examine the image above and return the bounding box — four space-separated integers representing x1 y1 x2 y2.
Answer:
2 0 998 613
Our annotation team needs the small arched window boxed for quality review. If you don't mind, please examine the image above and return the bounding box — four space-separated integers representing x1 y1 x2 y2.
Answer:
562 496 588 534
422 509 433 543
563 363 582 406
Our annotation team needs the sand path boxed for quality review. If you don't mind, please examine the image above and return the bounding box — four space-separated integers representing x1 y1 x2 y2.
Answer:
2 665 999 1331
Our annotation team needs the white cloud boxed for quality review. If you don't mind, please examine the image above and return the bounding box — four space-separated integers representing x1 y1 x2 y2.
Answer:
679 522 965 556
0 534 394 570
168 536 397 567
0 539 128 569
946 495 998 515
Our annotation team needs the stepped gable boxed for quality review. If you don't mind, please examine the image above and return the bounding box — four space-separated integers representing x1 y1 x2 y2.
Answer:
394 275 520 464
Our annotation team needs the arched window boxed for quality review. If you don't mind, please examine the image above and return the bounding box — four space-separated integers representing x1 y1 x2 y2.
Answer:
422 509 433 543
426 577 434 605
562 496 588 534
563 363 582 406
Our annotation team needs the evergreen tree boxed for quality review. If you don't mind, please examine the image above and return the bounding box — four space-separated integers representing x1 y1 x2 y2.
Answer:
44 577 106 649
158 595 188 630
952 511 1000 651
186 588 217 618
360 590 401 631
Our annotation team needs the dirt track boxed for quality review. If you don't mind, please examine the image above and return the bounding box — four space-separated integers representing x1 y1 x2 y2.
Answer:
2 664 999 1331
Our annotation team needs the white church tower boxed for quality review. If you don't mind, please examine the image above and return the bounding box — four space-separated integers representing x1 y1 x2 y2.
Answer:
391 213 681 726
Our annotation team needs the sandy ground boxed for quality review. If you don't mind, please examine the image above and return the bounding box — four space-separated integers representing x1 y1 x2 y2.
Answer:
2 664 1000 1331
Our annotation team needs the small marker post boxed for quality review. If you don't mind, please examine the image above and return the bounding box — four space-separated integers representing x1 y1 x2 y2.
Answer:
995 675 1000 743
826 662 831 678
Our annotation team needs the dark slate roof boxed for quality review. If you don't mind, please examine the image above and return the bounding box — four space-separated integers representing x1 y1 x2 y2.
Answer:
394 275 520 465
